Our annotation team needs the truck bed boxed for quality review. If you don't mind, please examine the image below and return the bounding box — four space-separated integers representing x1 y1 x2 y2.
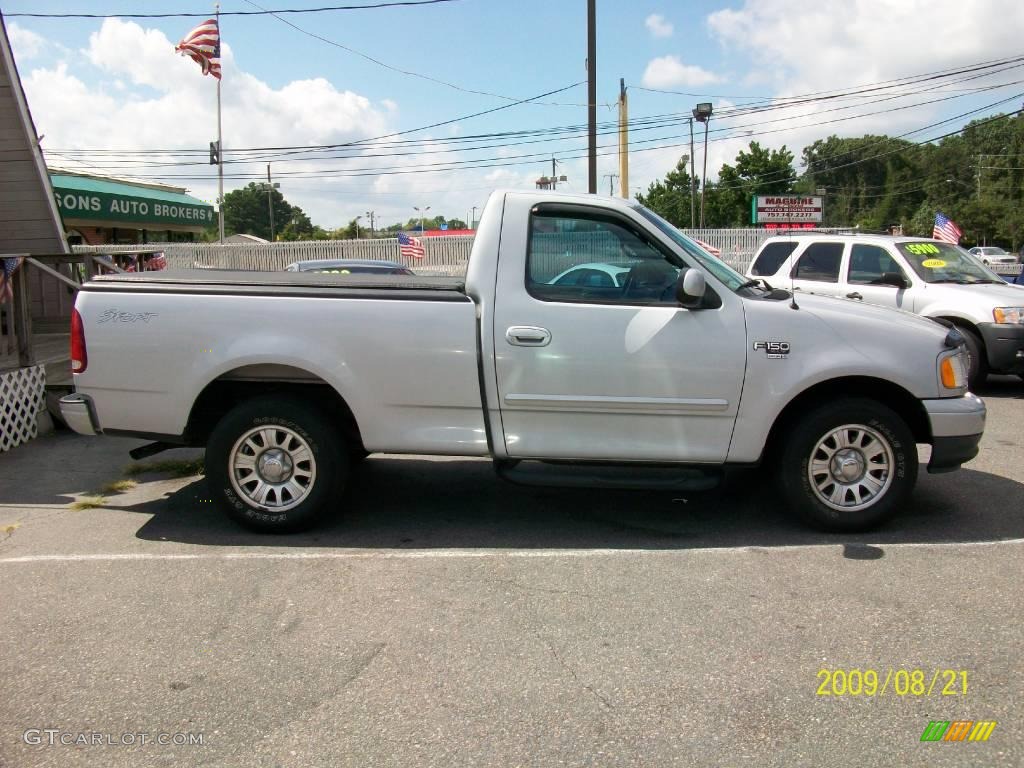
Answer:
85 270 469 301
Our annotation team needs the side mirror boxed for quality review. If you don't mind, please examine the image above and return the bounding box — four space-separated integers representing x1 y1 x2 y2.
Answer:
879 271 908 288
675 268 707 308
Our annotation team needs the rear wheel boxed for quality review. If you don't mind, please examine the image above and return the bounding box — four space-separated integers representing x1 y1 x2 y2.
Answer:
779 398 917 532
961 328 987 390
206 396 347 533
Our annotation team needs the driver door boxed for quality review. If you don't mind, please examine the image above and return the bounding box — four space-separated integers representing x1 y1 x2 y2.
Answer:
491 203 747 463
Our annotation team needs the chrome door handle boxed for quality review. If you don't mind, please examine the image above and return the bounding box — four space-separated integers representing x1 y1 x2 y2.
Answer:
506 326 551 346
846 292 863 300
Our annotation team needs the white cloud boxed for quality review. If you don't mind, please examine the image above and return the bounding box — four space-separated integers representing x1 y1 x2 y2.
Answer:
641 56 722 89
7 22 46 60
644 14 674 38
707 0 1024 94
21 19 401 227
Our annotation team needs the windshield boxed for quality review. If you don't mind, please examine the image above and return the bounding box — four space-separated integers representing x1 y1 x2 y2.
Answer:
631 204 748 291
897 242 1003 283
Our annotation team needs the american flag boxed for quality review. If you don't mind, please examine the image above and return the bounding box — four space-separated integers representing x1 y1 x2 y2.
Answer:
148 252 168 271
0 256 25 303
397 232 425 260
933 212 962 244
175 19 221 79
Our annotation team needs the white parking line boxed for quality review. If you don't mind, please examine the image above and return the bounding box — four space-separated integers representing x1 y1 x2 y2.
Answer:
1 538 1022 565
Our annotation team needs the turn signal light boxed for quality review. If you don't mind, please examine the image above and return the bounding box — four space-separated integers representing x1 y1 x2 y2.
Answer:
940 356 962 389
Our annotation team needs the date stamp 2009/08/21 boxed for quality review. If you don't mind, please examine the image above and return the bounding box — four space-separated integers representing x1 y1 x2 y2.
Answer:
816 668 968 697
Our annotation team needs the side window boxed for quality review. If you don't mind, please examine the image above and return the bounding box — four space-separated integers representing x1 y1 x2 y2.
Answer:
792 242 844 282
847 244 907 285
527 210 682 303
751 241 798 276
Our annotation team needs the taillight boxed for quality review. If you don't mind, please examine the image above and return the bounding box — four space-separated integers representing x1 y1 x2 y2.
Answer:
70 308 88 374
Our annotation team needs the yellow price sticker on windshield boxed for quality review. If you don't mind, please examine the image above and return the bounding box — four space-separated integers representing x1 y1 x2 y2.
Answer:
921 259 947 268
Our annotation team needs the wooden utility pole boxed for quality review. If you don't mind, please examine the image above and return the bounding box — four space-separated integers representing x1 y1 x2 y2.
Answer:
587 0 597 194
618 79 628 198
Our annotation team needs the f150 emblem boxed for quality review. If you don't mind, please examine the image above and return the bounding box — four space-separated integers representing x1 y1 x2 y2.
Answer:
753 341 790 359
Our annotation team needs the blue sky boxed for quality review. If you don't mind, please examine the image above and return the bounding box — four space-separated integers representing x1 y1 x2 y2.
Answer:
4 0 1023 228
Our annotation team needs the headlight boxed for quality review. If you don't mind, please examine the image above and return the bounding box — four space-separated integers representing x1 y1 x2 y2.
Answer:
939 350 967 391
993 307 1024 324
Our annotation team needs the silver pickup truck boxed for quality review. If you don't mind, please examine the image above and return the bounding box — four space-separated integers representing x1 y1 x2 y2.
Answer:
61 190 986 533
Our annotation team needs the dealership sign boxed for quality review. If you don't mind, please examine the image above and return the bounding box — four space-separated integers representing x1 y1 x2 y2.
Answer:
53 187 215 227
752 195 823 225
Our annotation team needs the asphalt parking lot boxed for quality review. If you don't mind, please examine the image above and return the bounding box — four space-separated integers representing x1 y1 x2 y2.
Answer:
0 378 1022 768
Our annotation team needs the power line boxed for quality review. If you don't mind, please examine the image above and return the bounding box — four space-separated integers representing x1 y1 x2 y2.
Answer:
46 77 1023 177
241 0 597 105
45 54 1024 160
3 0 463 19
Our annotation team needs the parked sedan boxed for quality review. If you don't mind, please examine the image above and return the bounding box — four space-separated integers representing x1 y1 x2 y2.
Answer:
968 246 1018 267
547 262 632 288
285 259 415 275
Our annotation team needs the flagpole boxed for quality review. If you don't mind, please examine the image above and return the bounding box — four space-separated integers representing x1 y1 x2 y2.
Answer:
216 3 224 244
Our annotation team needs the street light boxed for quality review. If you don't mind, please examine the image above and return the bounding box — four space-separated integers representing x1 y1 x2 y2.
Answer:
354 214 362 240
413 205 431 233
693 102 713 228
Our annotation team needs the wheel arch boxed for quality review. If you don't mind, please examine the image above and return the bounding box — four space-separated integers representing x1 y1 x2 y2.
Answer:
761 376 930 464
184 364 364 451
930 314 982 338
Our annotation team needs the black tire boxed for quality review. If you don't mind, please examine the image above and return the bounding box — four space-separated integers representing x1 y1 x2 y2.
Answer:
778 398 918 532
961 328 987 390
205 395 347 533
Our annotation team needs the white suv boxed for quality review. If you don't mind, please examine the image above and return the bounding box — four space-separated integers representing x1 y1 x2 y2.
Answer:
747 233 1024 387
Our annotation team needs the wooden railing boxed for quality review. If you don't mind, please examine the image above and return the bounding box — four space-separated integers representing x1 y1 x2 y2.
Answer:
0 251 134 370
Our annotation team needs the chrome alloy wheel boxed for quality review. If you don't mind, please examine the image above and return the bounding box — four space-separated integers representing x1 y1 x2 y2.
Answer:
807 423 894 512
229 426 317 512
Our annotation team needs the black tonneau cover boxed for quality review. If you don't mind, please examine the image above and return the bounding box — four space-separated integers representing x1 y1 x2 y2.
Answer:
84 269 469 302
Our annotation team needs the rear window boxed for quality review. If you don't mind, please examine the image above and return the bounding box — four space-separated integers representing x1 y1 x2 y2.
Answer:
792 242 844 282
751 241 799 276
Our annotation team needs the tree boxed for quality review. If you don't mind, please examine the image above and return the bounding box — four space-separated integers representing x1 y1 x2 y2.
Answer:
279 209 314 241
636 155 695 227
705 142 797 227
221 182 304 240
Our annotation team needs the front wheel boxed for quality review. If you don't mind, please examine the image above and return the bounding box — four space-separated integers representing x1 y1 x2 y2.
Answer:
961 329 987 390
206 396 347 533
779 399 918 532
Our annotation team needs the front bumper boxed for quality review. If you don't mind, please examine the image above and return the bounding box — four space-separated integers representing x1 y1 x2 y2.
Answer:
922 393 986 473
978 322 1024 374
59 393 100 436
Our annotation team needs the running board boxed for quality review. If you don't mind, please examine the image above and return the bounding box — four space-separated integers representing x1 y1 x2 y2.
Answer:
494 459 721 491
128 441 177 461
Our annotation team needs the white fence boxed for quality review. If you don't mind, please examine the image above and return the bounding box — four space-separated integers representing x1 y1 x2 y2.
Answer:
73 228 850 277
74 236 474 276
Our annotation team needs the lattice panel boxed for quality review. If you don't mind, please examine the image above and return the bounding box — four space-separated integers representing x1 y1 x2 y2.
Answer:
0 365 46 453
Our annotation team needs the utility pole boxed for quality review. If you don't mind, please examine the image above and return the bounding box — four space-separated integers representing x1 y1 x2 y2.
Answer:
552 157 558 190
365 210 375 236
618 79 629 198
604 173 619 196
266 165 274 240
471 206 478 229
688 118 696 227
587 0 597 194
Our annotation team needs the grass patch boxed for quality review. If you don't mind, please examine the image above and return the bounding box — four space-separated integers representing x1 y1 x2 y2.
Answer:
71 496 106 511
124 457 205 478
100 479 138 494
